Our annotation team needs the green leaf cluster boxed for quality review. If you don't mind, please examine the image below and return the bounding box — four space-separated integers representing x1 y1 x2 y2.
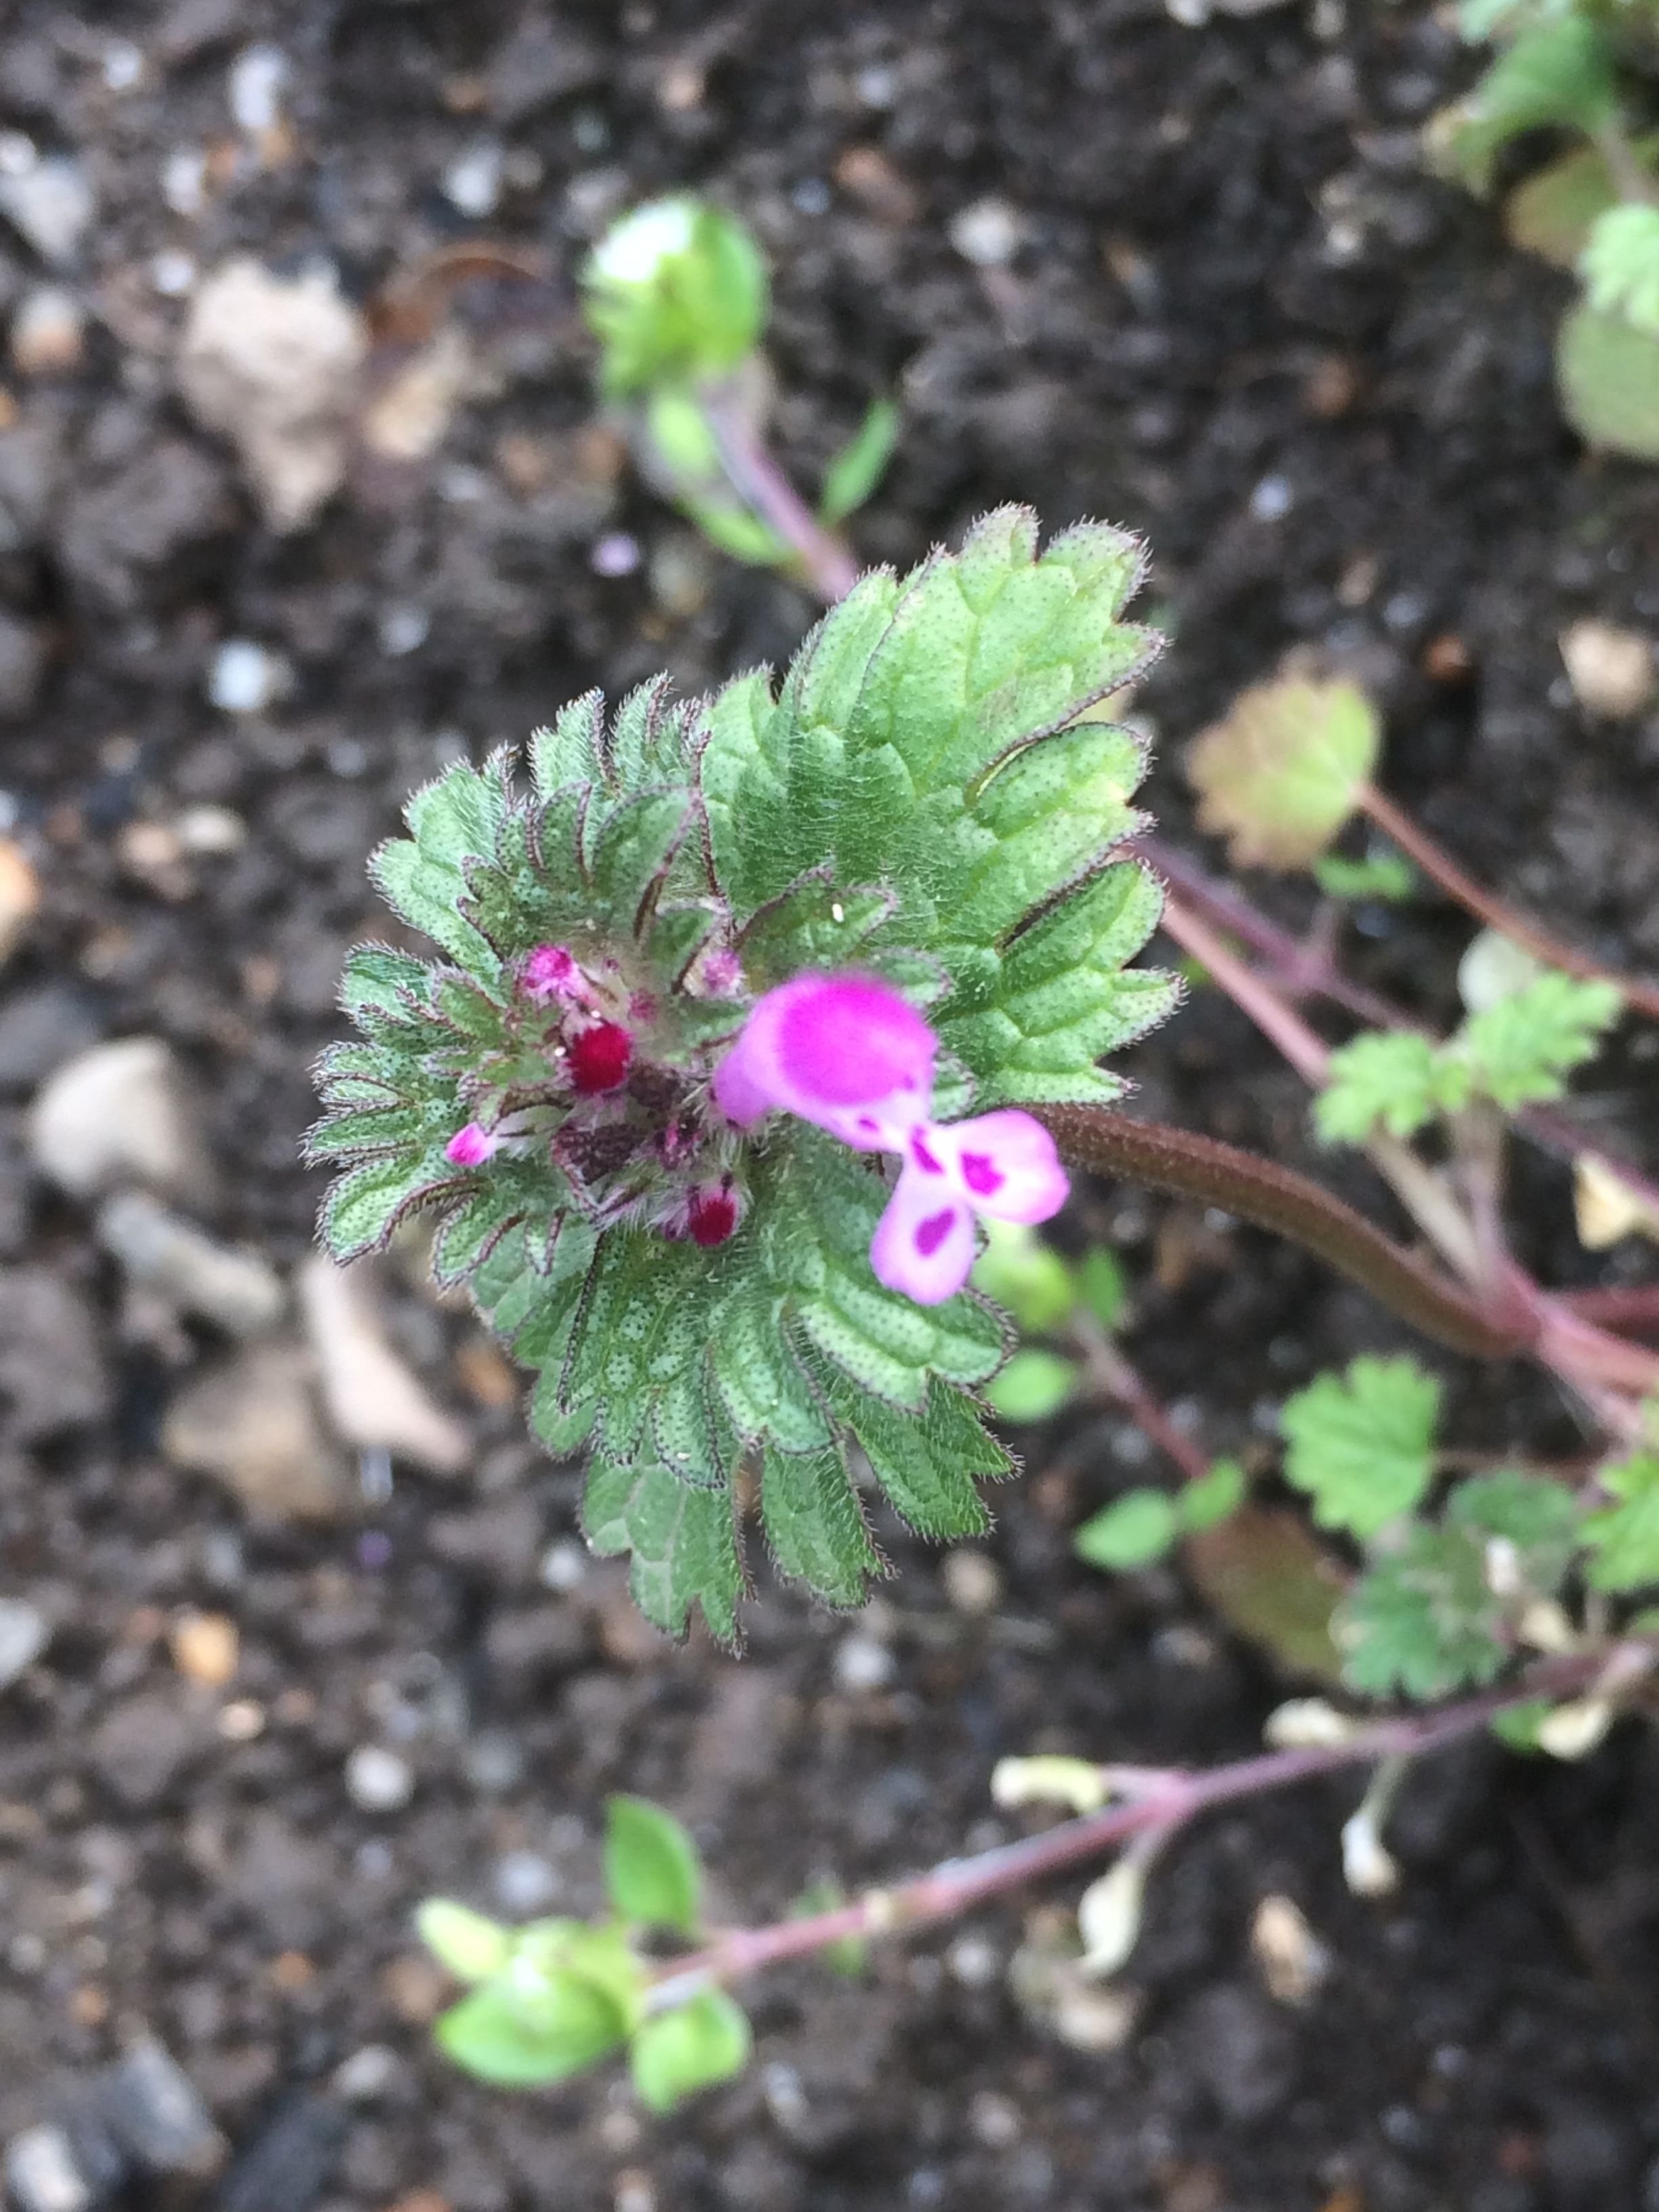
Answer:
1074 1458 1246 1570
421 1799 752 2110
1432 15 1618 194
583 197 767 397
1281 1357 1443 1540
311 512 1173 1638
1582 1451 1659 1589
1580 201 1659 333
1317 972 1621 1142
1339 1470 1583 1700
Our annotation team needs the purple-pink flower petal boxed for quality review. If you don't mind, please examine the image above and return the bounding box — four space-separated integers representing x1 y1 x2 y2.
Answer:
713 972 934 1145
446 1121 499 1168
869 1166 977 1305
928 1109 1069 1225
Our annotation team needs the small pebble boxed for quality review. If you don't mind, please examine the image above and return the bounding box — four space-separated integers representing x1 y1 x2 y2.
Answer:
968 2091 1020 2149
346 1746 415 1813
1250 1893 1329 2005
151 251 196 298
29 1037 197 1200
11 287 85 376
1249 474 1293 522
494 1849 559 1914
539 1539 588 1592
949 197 1024 267
1559 617 1654 719
228 45 287 136
176 804 246 855
96 1190 286 1336
331 2045 401 2104
217 1700 265 1742
443 142 504 218
463 1729 525 1795
946 1933 1000 1988
590 531 640 577
0 157 96 267
0 1599 49 1689
161 150 207 218
103 40 144 92
832 1632 895 1693
207 639 283 715
0 836 41 965
941 1548 1002 1616
377 606 430 657
168 1610 239 1689
4 2125 95 2212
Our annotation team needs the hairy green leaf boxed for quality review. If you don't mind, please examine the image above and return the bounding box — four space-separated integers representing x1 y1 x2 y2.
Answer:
1280 1357 1442 1540
1583 1451 1659 1591
1339 1527 1508 1702
1187 676 1378 870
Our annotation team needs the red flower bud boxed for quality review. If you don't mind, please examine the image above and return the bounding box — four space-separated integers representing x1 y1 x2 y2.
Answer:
567 1020 633 1094
686 1183 739 1248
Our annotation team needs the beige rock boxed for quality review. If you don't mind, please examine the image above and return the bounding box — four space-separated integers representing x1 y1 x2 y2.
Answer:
28 1036 202 1201
1250 1893 1329 2005
1559 617 1654 719
163 1342 355 1521
178 258 367 531
10 285 85 377
97 1190 285 1337
0 836 40 968
298 1254 470 1476
169 1610 239 1688
360 326 476 464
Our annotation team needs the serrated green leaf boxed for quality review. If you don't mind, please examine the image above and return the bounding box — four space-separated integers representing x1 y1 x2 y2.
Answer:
818 396 900 526
760 1443 882 1606
1446 1467 1582 1591
1456 972 1622 1109
605 1797 702 1933
583 1454 744 1641
322 1148 466 1261
1317 1031 1471 1143
1281 1357 1442 1540
1338 1526 1507 1702
822 1373 1003 1539
1506 144 1622 268
1077 1245 1129 1331
1187 676 1377 870
1583 1451 1659 1590
373 762 506 972
1075 1488 1179 1570
985 1347 1079 1422
630 1990 752 2112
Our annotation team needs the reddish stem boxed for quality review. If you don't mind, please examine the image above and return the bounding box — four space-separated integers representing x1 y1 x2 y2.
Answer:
1359 785 1659 1025
643 1645 1641 2007
700 386 859 602
1557 1285 1659 1335
1037 1104 1529 1362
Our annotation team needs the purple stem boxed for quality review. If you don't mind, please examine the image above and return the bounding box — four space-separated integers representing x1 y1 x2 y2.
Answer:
700 385 859 602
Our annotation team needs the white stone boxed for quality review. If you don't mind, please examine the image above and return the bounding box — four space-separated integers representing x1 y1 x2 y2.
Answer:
28 1037 197 1200
207 639 283 714
832 1632 895 1693
298 1254 470 1477
228 45 287 136
443 142 504 218
10 287 85 377
179 259 367 531
948 198 1024 268
0 159 94 267
0 1599 48 1689
345 1745 415 1812
1559 617 1654 719
96 1190 285 1338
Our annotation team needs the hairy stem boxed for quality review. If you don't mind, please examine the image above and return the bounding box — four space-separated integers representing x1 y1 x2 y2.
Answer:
642 1646 1645 2008
1128 834 1659 1223
1359 785 1659 1024
1037 1104 1528 1361
1156 890 1488 1284
700 385 859 602
1073 1315 1212 1484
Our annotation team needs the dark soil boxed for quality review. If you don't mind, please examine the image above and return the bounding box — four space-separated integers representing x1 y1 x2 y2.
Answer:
4 4 1659 2210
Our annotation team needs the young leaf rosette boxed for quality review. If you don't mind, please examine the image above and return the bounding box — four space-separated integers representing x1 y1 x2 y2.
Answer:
308 510 1175 1639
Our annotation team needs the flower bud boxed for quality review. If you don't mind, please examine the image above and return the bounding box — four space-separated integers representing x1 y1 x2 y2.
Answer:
567 1021 633 1094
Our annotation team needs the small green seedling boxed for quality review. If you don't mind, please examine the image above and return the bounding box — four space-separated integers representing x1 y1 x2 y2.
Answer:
581 196 899 589
1431 1 1659 456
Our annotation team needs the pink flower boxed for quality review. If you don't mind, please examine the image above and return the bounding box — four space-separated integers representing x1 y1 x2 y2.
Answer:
714 972 1068 1305
567 1019 634 1094
523 943 593 1004
446 1121 500 1167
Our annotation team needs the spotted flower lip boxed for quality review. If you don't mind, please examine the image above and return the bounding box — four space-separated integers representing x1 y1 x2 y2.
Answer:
714 972 1069 1305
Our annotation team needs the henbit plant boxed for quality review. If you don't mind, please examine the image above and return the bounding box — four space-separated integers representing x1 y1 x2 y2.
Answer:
581 195 898 598
313 514 1659 2110
1430 0 1659 456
